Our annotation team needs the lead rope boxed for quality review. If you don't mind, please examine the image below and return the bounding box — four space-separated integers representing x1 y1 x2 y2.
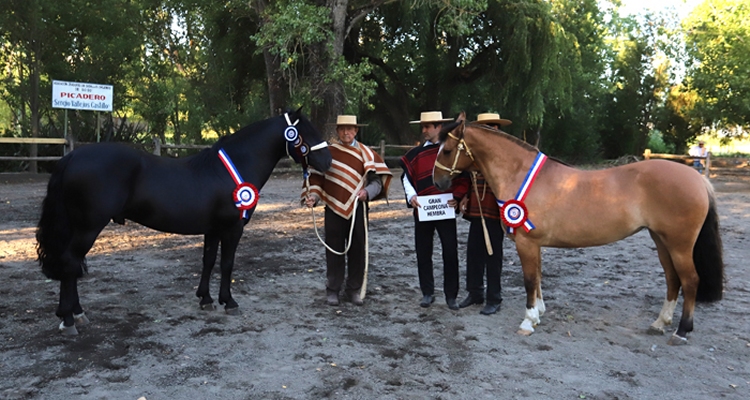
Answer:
472 171 494 256
359 204 369 300
305 171 358 256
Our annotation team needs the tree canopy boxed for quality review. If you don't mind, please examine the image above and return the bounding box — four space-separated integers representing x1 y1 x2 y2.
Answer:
1 0 747 172
683 0 750 132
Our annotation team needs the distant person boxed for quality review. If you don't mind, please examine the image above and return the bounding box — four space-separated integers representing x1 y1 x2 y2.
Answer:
689 140 709 174
303 115 392 306
400 111 468 310
458 113 510 315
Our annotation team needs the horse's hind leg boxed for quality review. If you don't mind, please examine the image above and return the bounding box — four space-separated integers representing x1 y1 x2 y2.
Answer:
670 249 699 345
649 231 699 344
56 227 104 334
647 231 680 335
57 278 81 335
196 234 220 310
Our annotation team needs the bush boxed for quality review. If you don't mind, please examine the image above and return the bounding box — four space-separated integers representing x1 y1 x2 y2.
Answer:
647 131 675 154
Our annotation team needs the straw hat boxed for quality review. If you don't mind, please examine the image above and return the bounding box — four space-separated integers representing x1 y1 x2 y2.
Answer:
409 111 454 124
473 113 512 127
330 115 367 127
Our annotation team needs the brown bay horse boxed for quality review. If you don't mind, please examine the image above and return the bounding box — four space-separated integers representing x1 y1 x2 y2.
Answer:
433 112 724 344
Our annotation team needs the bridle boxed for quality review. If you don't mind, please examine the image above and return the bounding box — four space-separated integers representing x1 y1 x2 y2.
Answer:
434 126 474 176
283 112 328 169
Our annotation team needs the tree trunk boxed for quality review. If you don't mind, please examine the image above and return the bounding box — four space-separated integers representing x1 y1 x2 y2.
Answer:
307 0 348 137
254 0 288 116
29 24 41 173
262 48 287 116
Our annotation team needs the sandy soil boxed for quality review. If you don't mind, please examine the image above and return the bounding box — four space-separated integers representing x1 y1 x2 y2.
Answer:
0 170 749 399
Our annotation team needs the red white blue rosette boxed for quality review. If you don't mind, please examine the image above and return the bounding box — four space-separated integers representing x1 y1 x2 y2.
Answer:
233 182 259 211
500 199 528 229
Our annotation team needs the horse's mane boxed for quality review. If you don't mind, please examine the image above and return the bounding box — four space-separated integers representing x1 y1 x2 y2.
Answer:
185 116 279 169
468 123 570 166
468 123 539 153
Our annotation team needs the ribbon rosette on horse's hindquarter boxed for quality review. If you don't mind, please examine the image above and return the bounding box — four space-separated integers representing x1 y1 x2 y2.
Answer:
497 152 547 234
218 148 258 220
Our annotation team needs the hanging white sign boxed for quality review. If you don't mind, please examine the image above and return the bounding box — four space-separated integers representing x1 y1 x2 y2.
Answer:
52 80 113 112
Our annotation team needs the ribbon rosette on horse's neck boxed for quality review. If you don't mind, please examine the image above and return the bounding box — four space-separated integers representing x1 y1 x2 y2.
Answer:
218 148 259 220
283 113 328 177
283 113 329 183
497 152 547 234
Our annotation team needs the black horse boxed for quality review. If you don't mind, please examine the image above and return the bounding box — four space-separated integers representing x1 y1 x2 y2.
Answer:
36 109 332 335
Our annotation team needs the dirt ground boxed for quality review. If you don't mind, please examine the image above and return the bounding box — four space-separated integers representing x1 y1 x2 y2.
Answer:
0 169 749 400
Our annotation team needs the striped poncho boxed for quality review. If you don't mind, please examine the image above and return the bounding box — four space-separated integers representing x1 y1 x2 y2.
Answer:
304 142 393 219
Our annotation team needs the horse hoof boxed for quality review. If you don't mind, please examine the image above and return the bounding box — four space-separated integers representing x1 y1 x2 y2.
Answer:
200 303 215 311
59 321 78 336
74 312 90 326
225 306 240 316
516 329 533 336
647 326 665 335
668 334 688 346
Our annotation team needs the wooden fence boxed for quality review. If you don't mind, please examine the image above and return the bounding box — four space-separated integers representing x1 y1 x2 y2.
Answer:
0 137 73 161
643 149 710 176
153 138 414 163
0 136 415 169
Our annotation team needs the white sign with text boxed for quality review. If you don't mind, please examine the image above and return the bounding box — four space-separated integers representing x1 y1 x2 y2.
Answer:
52 80 113 112
417 193 456 221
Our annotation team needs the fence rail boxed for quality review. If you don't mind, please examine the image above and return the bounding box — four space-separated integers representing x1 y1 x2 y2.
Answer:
643 149 710 176
153 138 415 163
0 136 415 168
0 137 73 162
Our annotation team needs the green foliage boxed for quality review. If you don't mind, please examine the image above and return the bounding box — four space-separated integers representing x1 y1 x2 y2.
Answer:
1 0 739 170
539 0 607 162
251 1 332 73
328 57 377 112
646 130 676 154
683 0 750 132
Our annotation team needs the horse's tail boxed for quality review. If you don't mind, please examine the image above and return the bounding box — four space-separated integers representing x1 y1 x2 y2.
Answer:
693 181 724 302
36 154 79 281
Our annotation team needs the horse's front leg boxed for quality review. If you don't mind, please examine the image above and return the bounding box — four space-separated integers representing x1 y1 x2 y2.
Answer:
196 234 220 310
217 224 244 315
515 239 543 336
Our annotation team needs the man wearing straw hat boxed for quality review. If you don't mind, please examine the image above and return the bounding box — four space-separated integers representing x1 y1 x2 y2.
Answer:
400 111 469 310
689 140 708 174
303 115 392 306
457 113 510 315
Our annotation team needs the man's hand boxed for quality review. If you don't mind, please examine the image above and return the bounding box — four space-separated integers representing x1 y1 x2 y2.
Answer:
357 189 368 202
304 195 317 208
458 197 468 213
409 196 421 208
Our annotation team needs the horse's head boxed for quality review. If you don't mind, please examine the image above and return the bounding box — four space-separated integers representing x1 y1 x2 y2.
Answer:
434 111 475 191
284 107 332 172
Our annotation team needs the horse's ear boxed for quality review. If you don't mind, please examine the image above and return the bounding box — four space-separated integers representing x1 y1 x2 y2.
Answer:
457 111 466 123
292 106 304 119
